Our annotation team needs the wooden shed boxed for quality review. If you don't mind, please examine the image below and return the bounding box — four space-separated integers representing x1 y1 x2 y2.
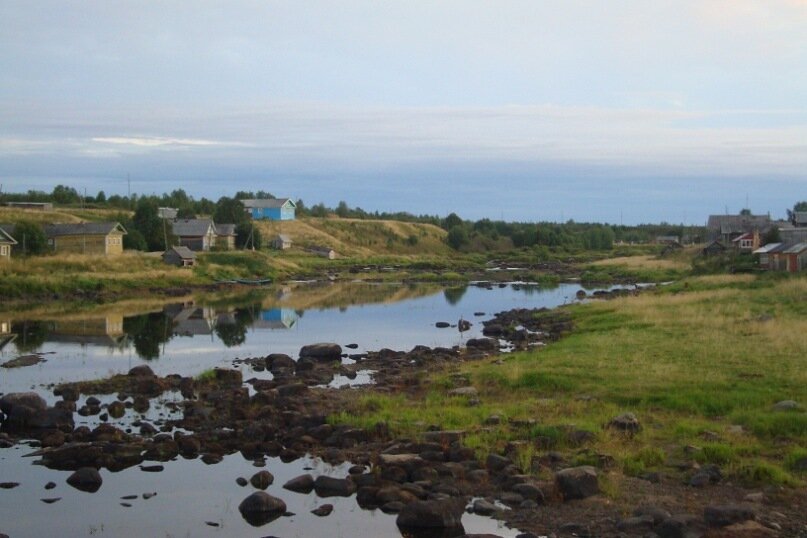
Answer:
163 245 197 267
310 245 337 259
45 222 127 255
271 234 293 250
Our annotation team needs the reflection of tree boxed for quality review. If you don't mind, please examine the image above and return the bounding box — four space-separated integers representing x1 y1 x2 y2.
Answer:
12 321 49 353
215 305 258 348
123 312 173 360
443 286 468 306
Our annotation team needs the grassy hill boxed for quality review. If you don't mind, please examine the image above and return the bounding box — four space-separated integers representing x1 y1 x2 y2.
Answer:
253 216 450 257
0 207 449 258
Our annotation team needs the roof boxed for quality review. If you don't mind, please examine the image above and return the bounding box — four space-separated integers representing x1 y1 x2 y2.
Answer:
753 243 782 254
241 198 296 209
731 232 754 242
158 207 178 219
164 245 196 259
0 223 16 236
275 234 292 242
46 222 127 237
170 219 216 237
782 242 807 254
216 223 236 236
0 226 17 245
706 214 771 234
794 212 807 225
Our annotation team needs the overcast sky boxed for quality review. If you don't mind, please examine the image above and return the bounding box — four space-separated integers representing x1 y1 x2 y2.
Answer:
1 1 805 223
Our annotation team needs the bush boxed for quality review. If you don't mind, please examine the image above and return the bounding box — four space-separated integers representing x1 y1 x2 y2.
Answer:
11 220 48 255
447 226 469 250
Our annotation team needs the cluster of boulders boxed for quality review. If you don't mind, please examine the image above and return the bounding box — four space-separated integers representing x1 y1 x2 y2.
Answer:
481 308 573 350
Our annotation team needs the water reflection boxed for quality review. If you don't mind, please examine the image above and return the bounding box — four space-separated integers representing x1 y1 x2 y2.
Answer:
2 281 576 362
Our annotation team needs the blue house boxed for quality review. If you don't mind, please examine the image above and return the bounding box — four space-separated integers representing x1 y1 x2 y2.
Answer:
242 198 296 221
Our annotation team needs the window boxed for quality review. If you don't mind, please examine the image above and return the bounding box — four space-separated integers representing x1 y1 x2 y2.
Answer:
0 245 7 255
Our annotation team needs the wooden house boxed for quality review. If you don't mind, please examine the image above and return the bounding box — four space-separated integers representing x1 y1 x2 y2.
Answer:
170 219 217 251
0 226 17 261
162 245 197 267
242 198 296 221
706 214 772 243
310 246 337 259
215 223 236 250
271 234 293 250
731 231 760 252
45 222 127 255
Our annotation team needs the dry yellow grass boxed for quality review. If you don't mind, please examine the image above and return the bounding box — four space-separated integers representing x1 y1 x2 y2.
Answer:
254 217 450 257
591 254 689 271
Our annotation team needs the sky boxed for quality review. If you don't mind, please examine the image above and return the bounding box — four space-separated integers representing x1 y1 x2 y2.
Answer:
1 1 806 224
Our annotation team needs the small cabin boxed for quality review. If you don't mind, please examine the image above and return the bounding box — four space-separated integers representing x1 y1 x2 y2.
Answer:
271 234 293 250
310 246 336 259
163 245 197 267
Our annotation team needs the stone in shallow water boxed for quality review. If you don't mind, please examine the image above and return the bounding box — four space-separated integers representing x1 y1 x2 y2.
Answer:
311 504 334 517
238 491 286 527
396 499 465 532
66 467 102 493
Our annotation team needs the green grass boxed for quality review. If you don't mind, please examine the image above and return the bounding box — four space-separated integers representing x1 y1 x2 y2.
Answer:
333 273 807 489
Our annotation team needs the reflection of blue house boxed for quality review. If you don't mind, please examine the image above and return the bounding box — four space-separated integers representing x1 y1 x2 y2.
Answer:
255 308 298 330
242 198 296 221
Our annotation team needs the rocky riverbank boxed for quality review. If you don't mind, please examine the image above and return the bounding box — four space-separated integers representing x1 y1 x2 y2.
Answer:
1 306 804 538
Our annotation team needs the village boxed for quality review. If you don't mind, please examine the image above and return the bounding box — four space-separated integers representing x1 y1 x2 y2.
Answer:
1 195 806 275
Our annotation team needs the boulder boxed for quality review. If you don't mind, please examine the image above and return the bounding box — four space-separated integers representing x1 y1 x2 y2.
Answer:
238 491 286 527
655 514 700 538
313 475 355 497
471 498 499 516
267 354 295 372
127 365 154 377
466 338 497 351
0 392 47 417
66 467 103 493
704 504 756 527
607 412 641 434
772 400 801 411
555 466 599 500
283 473 315 493
299 343 343 362
250 470 274 490
396 499 465 532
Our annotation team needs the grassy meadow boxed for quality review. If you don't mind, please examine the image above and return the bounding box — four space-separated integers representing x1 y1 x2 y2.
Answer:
333 273 807 488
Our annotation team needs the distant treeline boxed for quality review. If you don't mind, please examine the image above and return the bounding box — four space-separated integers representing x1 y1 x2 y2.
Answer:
2 185 704 252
